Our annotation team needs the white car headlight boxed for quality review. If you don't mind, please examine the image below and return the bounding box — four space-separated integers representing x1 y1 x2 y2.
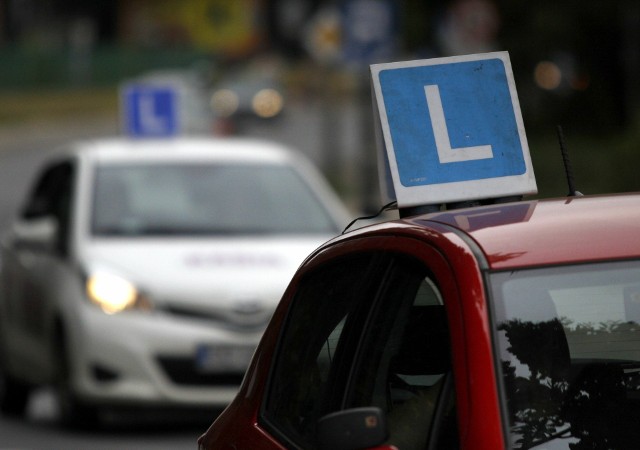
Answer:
86 271 152 314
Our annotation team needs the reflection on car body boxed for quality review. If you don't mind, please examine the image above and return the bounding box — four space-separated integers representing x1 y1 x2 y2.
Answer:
0 137 350 426
198 193 640 449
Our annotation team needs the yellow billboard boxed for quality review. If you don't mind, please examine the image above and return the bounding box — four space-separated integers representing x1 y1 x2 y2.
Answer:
121 0 264 57
179 0 263 55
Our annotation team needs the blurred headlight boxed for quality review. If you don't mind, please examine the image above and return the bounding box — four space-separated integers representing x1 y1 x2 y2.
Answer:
86 271 151 314
210 89 240 118
252 88 284 118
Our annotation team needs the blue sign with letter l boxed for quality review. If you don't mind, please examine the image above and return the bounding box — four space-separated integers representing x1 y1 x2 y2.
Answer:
371 52 536 207
122 84 179 138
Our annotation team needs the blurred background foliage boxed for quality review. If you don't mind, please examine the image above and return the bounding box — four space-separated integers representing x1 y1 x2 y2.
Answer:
0 0 639 202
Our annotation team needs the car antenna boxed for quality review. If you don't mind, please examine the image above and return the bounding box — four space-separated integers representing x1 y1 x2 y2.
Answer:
342 201 398 234
556 125 582 197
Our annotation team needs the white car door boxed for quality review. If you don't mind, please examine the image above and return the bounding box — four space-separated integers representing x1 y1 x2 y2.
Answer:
0 159 76 380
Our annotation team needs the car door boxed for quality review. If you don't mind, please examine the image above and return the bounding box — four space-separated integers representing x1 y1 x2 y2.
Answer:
1 158 75 378
260 235 462 449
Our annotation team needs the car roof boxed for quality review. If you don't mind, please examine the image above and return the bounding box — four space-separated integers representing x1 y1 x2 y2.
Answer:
65 137 303 165
342 193 640 271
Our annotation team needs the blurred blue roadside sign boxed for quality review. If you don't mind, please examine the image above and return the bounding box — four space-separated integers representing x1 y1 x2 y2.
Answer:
341 0 398 67
121 84 179 138
371 51 537 208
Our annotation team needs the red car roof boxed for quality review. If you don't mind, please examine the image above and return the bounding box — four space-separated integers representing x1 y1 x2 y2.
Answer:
415 193 640 270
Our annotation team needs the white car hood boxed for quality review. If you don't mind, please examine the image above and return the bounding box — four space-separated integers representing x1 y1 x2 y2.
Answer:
78 235 330 327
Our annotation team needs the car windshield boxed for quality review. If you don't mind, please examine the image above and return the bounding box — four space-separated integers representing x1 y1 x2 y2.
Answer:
91 162 339 236
489 260 640 450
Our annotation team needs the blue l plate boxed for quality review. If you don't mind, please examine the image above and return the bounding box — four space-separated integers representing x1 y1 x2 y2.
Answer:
378 57 526 187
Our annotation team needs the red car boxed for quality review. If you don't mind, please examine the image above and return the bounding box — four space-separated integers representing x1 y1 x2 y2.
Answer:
198 193 640 449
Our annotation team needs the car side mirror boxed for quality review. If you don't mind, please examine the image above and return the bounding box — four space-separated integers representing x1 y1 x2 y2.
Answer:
317 407 394 450
11 216 58 253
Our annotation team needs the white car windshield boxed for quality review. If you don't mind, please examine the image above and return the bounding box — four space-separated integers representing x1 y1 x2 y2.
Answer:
91 162 339 236
489 260 640 449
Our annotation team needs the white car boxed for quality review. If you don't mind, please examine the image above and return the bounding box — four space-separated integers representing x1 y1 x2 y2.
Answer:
0 137 350 426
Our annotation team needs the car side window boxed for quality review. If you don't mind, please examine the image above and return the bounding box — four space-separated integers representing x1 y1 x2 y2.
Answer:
345 256 458 450
21 160 74 254
262 252 459 449
261 253 386 448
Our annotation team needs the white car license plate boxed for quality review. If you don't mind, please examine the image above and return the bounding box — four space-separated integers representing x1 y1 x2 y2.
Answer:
195 345 254 373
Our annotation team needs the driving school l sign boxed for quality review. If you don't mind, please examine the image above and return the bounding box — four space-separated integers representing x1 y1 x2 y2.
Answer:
371 52 537 207
121 83 180 138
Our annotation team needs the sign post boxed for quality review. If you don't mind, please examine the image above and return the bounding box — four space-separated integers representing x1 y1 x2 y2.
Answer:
371 51 536 208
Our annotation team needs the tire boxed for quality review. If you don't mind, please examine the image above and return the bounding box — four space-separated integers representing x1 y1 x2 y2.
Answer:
53 327 99 429
0 371 30 416
0 334 31 417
